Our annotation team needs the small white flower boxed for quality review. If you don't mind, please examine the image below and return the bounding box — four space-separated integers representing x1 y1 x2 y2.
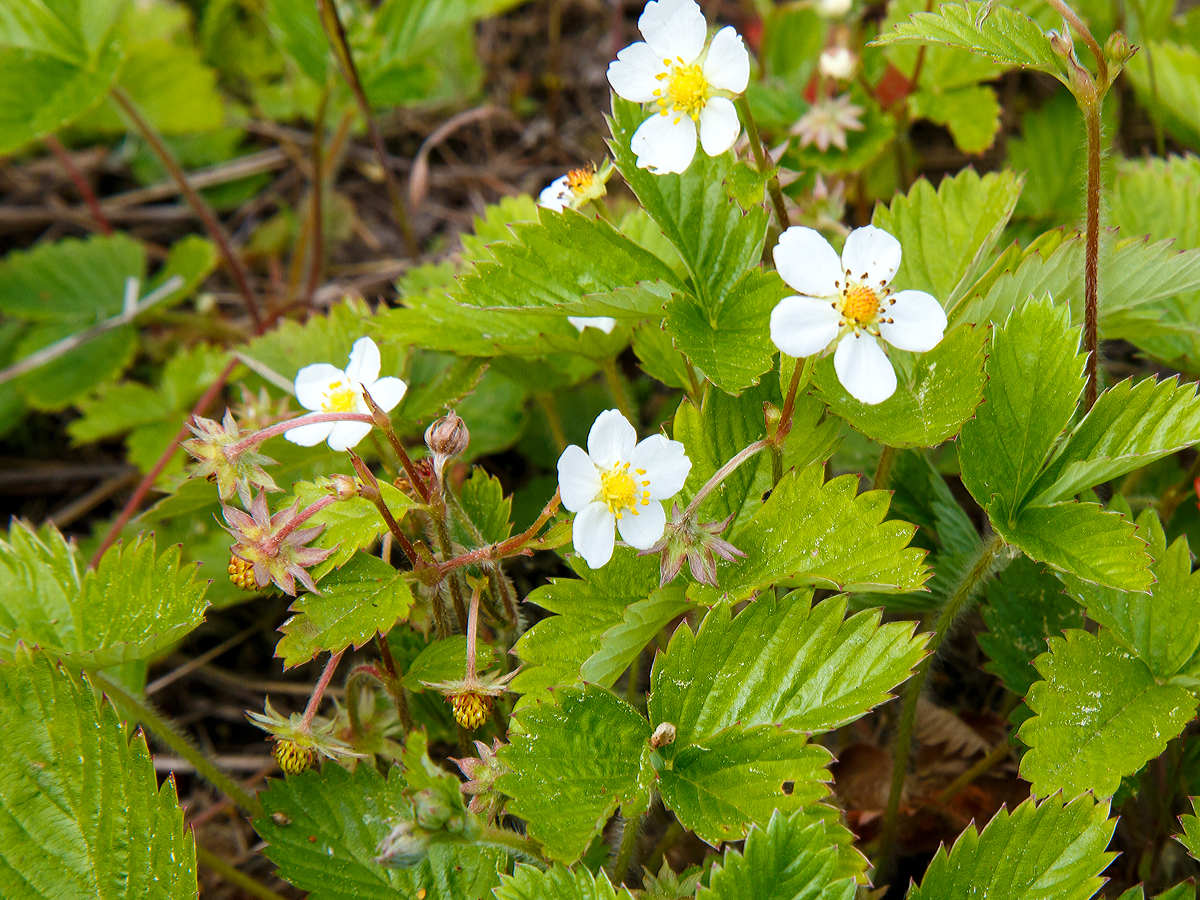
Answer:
538 163 610 212
817 0 852 17
286 337 407 451
607 0 750 175
819 47 856 80
557 410 692 569
769 225 948 405
568 316 618 334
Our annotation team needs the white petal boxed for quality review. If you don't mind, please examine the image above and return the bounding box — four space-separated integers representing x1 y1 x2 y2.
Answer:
284 420 335 447
878 290 948 353
772 226 842 298
588 409 638 469
630 434 691 499
573 502 616 569
616 499 667 549
702 27 750 93
631 112 698 175
344 336 381 386
770 295 843 357
568 316 618 334
294 363 345 411
539 176 570 211
833 333 897 405
327 421 373 452
558 445 603 512
840 225 902 288
607 41 668 103
365 376 407 412
638 0 706 62
698 97 740 157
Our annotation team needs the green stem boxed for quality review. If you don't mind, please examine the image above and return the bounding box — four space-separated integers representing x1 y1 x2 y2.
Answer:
433 510 470 631
735 94 790 231
872 445 897 492
377 634 414 733
611 812 643 885
602 358 636 422
536 393 568 453
682 439 769 521
96 672 263 818
196 844 289 900
426 827 546 867
875 532 1007 881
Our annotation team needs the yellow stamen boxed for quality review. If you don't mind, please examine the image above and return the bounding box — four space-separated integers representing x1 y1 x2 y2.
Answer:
599 461 652 518
841 284 879 325
322 380 359 412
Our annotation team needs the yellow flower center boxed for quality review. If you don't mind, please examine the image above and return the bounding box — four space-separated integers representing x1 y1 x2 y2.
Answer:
841 284 879 325
566 166 594 193
654 58 709 123
323 380 359 412
600 462 651 519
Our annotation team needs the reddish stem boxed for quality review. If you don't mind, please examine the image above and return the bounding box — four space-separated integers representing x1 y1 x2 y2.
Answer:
225 411 375 457
300 649 344 731
266 493 338 553
438 489 561 576
44 135 113 235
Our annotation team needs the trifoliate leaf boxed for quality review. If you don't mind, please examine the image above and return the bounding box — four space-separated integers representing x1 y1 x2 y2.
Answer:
289 479 413 577
276 552 414 669
496 684 652 862
978 556 1084 696
699 811 858 900
1018 629 1197 799
495 864 635 900
256 763 504 900
0 522 209 669
690 465 928 603
908 794 1115 900
0 653 197 898
649 593 927 741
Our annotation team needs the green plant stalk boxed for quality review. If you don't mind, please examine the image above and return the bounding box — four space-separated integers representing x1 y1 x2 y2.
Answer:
602 357 636 422
427 827 546 867
872 445 897 492
376 634 414 733
432 506 470 631
96 671 263 818
875 532 1007 880
196 844 289 900
611 811 643 885
735 94 791 230
771 355 814 484
536 393 569 453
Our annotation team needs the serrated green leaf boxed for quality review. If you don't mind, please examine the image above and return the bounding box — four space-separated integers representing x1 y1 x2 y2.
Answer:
1008 90 1086 225
1178 798 1200 861
978 556 1084 696
0 522 209 669
15 320 138 411
699 810 858 900
649 593 927 741
578 587 692 687
814 322 987 448
633 321 694 390
656 724 832 845
908 794 1115 900
497 684 651 862
1018 629 1197 798
256 763 503 900
690 465 928 603
495 864 635 900
0 232 143 322
396 352 488 423
909 84 1002 154
0 653 197 898
402 634 497 692
290 478 413 577
453 467 512 546
277 552 414 668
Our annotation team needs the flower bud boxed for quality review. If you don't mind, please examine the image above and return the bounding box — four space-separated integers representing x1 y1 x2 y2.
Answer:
376 820 429 868
328 474 360 501
1104 30 1135 66
414 788 452 830
650 722 676 749
425 411 470 462
819 47 856 80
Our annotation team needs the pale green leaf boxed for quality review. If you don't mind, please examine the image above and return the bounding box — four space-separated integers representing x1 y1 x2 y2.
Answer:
633 321 694 390
1126 42 1200 149
495 864 634 900
1018 629 1197 798
402 634 497 692
908 794 1115 900
1008 90 1085 225
1178 798 1200 862
289 479 413 577
0 653 197 899
497 684 651 862
15 321 137 410
910 84 1002 153
0 232 143 322
577 588 692 687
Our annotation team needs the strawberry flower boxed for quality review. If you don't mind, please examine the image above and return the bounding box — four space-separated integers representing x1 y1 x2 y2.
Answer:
223 492 335 595
607 0 750 174
769 225 948 405
557 409 691 568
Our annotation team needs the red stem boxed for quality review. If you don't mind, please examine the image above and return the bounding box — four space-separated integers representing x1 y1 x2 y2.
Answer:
266 493 338 552
44 135 113 235
301 649 344 731
225 411 375 457
438 489 561 575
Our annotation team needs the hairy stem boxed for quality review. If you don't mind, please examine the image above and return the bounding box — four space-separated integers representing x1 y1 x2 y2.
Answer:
438 489 562 575
1042 0 1108 85
735 94 790 230
226 411 375 456
1083 99 1102 412
772 355 814 484
873 445 897 492
682 439 769 521
536 393 568 453
347 450 420 567
300 649 344 731
427 827 546 867
266 493 337 552
611 812 643 886
434 511 470 631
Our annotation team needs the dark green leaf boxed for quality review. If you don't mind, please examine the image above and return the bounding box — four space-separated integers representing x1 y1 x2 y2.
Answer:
495 864 635 900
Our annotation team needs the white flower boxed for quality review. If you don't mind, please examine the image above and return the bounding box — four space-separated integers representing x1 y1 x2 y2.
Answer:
769 225 948 405
606 0 750 175
557 410 692 569
817 0 852 16
819 47 856 80
286 337 407 451
538 162 611 212
568 316 618 334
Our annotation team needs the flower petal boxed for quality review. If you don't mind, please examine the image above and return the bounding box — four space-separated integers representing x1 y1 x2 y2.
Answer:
616 498 667 550
878 290 948 353
770 295 843 358
558 444 602 512
327 421 373 452
833 332 897 405
630 434 691 499
840 225 902 288
539 176 571 211
573 502 616 568
365 376 407 412
568 316 618 334
698 96 740 157
772 226 842 298
588 409 638 469
631 112 698 175
703 27 750 93
345 336 382 386
284 420 335 447
294 363 345 411
639 0 706 62
607 41 667 103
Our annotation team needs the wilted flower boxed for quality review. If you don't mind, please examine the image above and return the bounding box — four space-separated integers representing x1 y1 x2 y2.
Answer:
819 47 856 80
557 409 691 569
769 224 948 404
183 409 279 507
607 0 750 174
791 94 865 152
223 491 335 595
450 738 509 822
645 503 746 586
538 160 613 212
247 698 365 768
286 336 407 451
